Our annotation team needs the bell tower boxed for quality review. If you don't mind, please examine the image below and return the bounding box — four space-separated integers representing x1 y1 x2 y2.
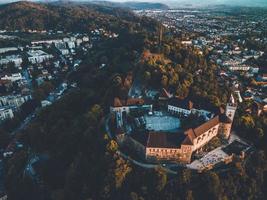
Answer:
225 94 237 121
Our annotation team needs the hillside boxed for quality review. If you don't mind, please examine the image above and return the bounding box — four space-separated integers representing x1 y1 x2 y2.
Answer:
0 1 156 32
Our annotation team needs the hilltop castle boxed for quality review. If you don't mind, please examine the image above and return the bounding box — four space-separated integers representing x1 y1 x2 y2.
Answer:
111 95 237 164
146 95 237 163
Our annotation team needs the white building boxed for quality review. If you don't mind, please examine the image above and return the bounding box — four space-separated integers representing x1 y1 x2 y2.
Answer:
63 37 70 42
76 39 83 46
27 50 53 64
0 107 14 121
250 67 259 74
0 94 32 108
0 55 23 67
0 47 18 54
168 105 213 120
1 73 23 82
82 36 89 42
229 65 250 71
168 105 191 116
67 41 76 49
110 104 152 128
41 100 52 107
31 39 62 45
59 49 69 55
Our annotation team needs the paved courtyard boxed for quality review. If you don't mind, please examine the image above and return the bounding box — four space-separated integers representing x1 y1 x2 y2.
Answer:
187 148 229 170
145 114 181 132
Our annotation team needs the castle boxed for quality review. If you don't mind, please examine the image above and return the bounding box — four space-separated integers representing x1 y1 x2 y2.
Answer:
146 95 237 164
110 95 237 164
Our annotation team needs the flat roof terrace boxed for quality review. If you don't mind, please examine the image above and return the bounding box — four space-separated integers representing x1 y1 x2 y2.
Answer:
144 113 181 132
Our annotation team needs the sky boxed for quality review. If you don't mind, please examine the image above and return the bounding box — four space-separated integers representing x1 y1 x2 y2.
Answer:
1 0 267 7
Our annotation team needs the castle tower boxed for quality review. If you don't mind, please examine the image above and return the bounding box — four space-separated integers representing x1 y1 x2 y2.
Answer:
219 114 232 140
225 94 237 121
219 94 237 140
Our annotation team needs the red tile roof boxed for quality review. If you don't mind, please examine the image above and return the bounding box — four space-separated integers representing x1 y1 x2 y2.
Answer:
146 132 186 148
183 115 221 144
113 97 144 107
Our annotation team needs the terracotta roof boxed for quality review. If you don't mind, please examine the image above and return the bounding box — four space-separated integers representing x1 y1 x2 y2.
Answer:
193 115 220 137
114 97 123 107
146 132 186 148
183 115 221 144
113 97 144 107
126 98 144 106
182 136 193 145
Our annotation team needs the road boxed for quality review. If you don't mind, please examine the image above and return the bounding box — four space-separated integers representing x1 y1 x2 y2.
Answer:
117 151 178 174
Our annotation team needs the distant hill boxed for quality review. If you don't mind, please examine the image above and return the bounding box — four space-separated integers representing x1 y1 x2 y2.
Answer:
0 1 155 32
89 1 169 10
0 0 169 10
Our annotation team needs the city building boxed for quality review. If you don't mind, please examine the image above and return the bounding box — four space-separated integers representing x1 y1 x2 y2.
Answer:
167 98 214 120
27 50 53 64
110 97 152 128
0 47 18 54
0 106 14 121
0 55 23 67
0 73 23 82
0 94 32 108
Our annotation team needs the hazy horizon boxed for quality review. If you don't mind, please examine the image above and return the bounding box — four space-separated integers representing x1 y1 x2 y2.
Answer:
1 0 267 8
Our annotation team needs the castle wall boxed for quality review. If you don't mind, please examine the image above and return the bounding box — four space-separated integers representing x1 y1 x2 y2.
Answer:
146 146 192 164
192 124 220 152
146 147 181 161
168 105 191 116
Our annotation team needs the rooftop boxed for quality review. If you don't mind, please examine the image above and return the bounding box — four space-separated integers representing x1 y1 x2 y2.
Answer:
146 131 186 149
113 97 144 107
27 50 49 57
185 115 220 141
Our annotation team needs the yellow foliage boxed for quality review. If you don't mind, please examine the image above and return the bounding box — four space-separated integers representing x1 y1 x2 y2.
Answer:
114 157 132 188
106 140 118 152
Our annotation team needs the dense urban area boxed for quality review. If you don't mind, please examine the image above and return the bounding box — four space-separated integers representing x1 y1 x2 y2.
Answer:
0 1 266 200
